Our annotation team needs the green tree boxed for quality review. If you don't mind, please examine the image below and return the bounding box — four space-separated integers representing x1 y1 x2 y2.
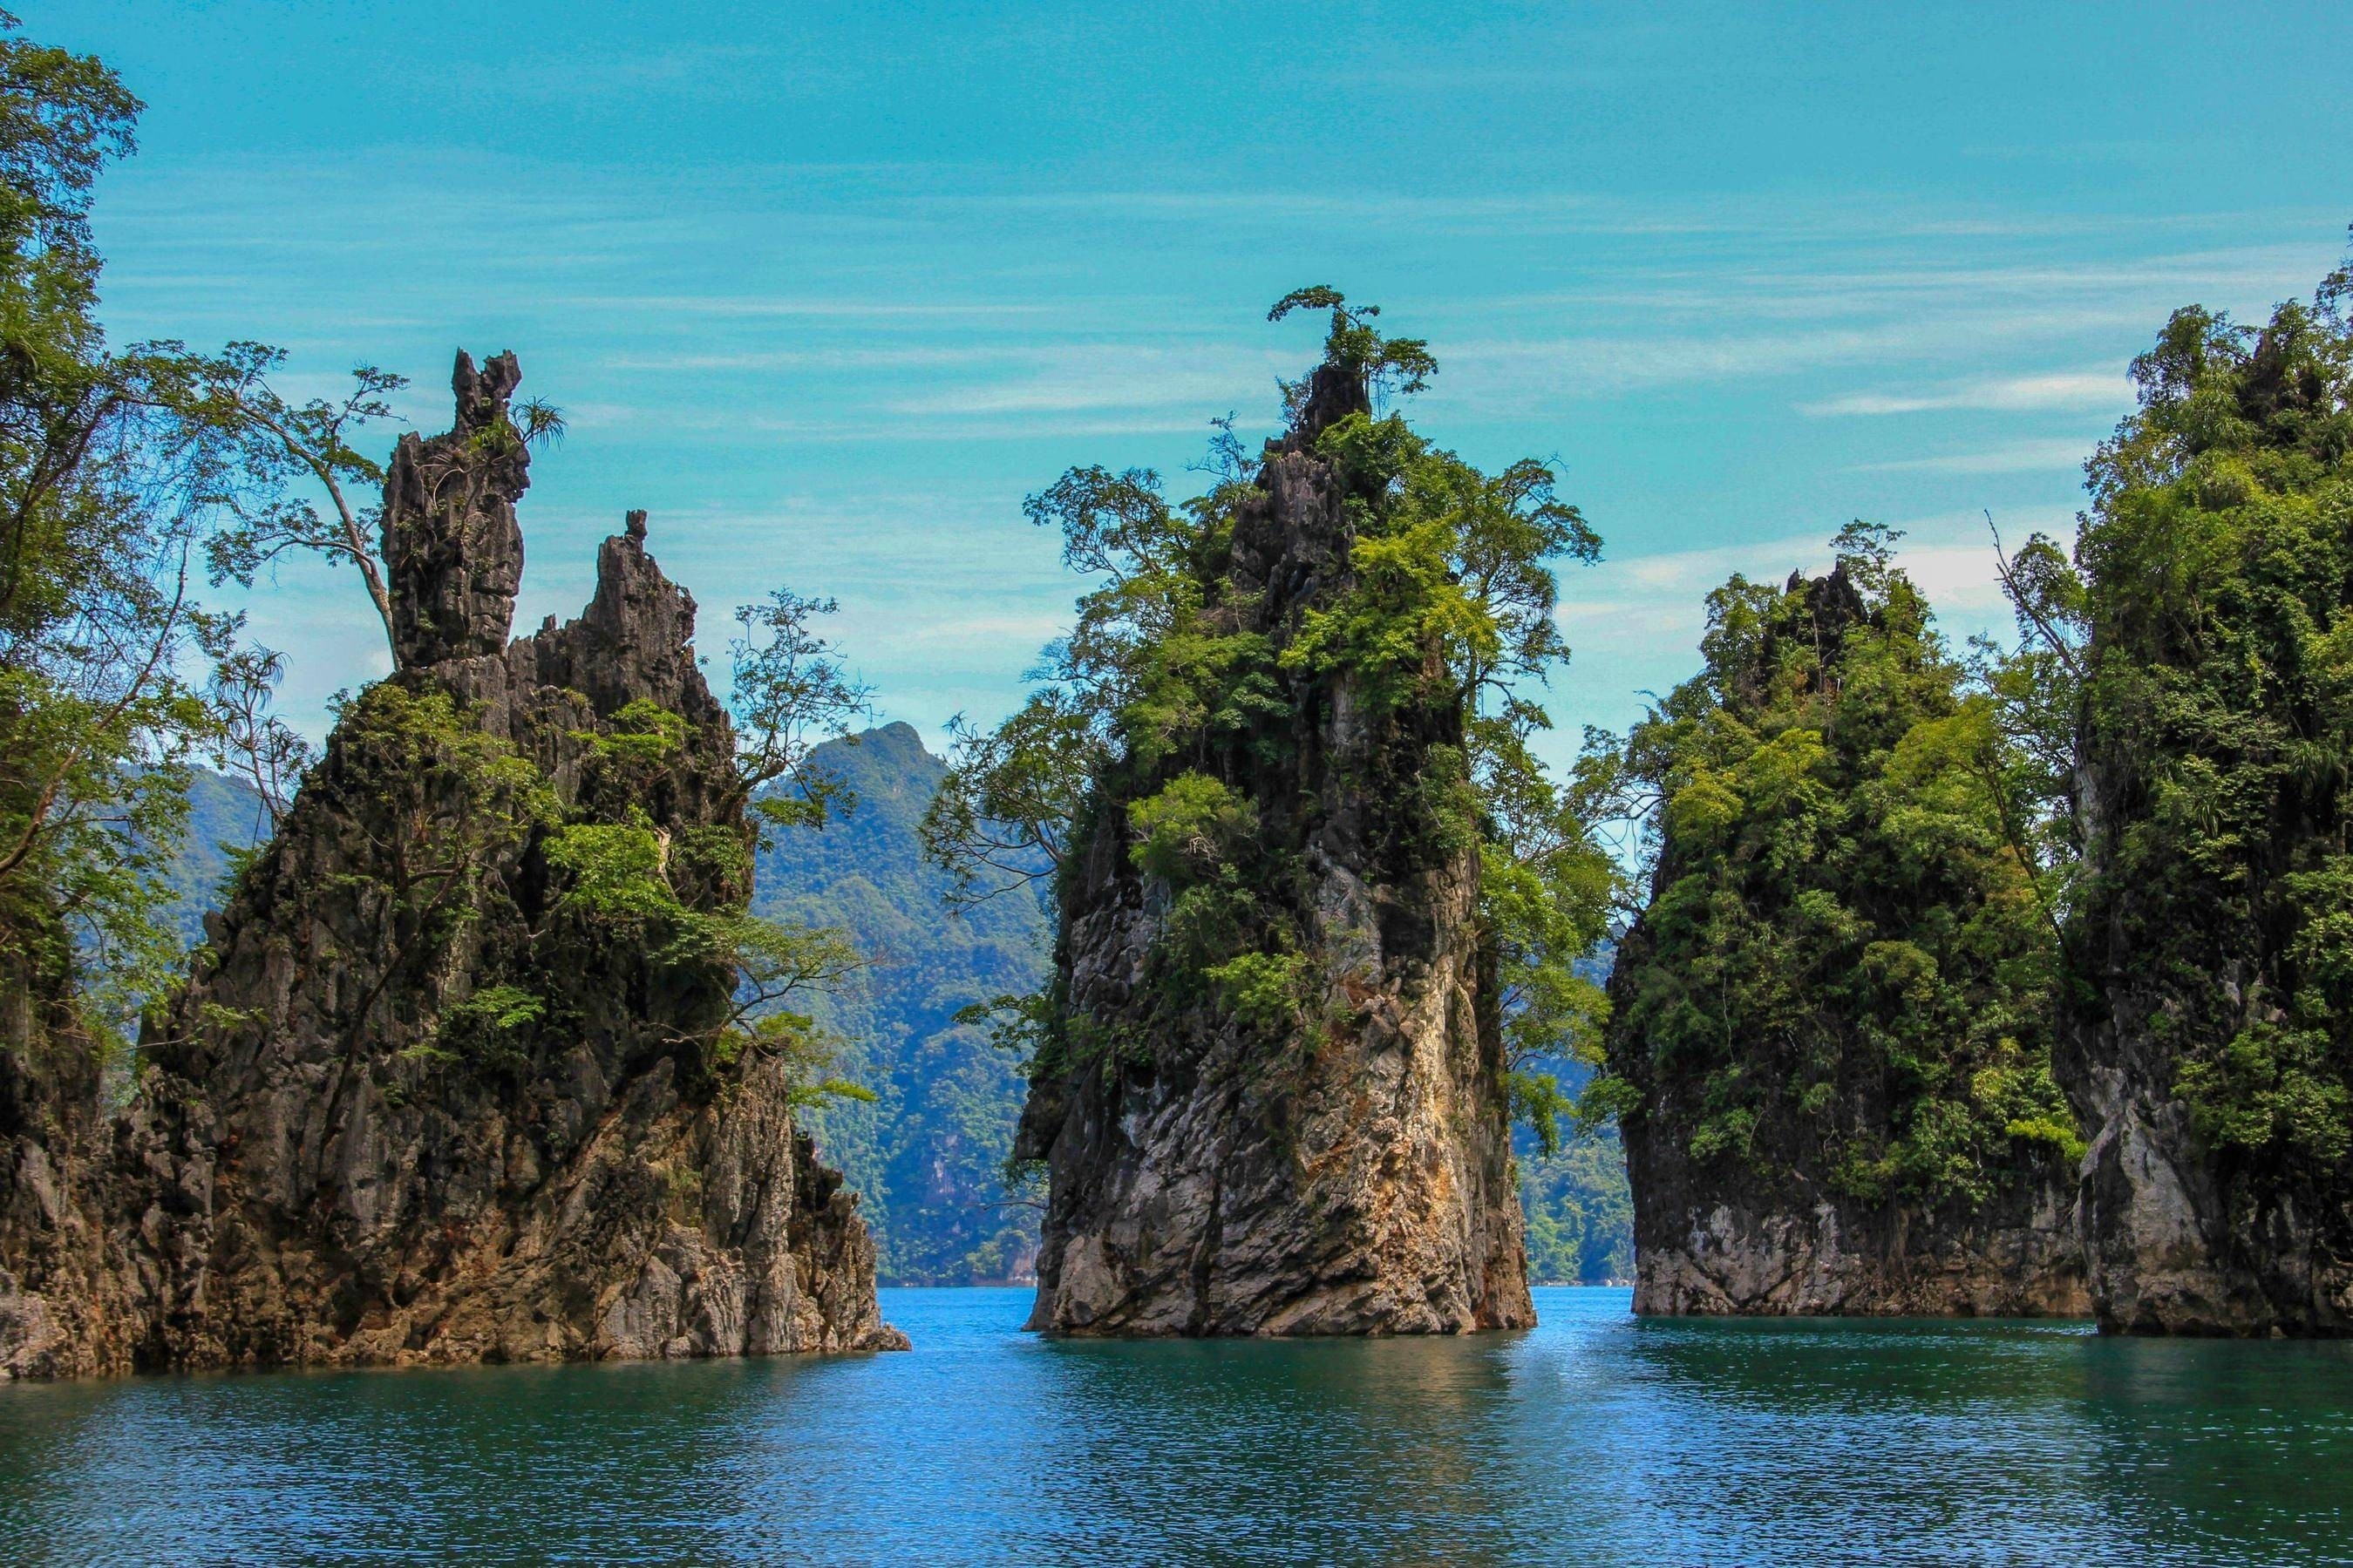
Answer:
1593 525 2079 1209
2069 248 2353 1175
1268 285 1438 403
0 14 255 1034
203 643 313 833
727 588 873 838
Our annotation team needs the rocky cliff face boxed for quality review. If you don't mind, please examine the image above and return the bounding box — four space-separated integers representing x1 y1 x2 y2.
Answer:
2059 987 2336 1335
2053 293 2353 1338
1 351 901 1375
0 954 139 1379
1620 1096 2086 1317
1015 365 1534 1337
1607 560 2088 1319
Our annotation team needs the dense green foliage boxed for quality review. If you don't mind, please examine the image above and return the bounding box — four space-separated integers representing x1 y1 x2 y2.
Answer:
1595 525 2078 1210
0 17 228 1035
2064 257 2353 1177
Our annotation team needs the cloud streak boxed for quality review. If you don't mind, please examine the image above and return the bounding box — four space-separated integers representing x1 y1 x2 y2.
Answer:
1856 438 2099 473
1802 371 2128 417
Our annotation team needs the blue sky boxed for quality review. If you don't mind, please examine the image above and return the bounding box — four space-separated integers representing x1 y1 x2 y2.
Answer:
51 0 2353 763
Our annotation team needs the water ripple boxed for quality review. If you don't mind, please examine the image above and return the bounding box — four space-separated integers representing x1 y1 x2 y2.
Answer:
2 1288 2348 1565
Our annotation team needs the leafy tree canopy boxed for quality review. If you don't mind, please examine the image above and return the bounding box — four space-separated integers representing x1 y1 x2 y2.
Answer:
0 13 242 1034
2066 245 2353 1175
1592 523 2080 1208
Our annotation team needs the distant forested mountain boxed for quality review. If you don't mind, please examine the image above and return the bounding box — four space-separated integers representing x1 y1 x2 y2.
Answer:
1520 1131 1633 1284
154 770 268 947
153 728 1630 1286
1517 945 1632 1285
755 723 1050 1285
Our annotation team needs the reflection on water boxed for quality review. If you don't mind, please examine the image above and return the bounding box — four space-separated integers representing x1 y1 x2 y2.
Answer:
2 1288 2349 1565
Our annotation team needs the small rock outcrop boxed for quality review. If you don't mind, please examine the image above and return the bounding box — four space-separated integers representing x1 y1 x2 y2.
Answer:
1606 556 2087 1318
1015 363 1534 1337
1 351 902 1375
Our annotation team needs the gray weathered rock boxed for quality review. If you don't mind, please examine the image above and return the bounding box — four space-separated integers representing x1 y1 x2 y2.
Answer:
1622 1142 2087 1318
0 351 902 1376
1017 364 1534 1338
2064 804 2353 1335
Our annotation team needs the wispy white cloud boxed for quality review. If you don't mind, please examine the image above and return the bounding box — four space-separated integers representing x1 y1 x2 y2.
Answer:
1855 438 2099 474
1802 371 2127 417
883 348 1279 417
1438 315 2132 402
557 295 1056 322
604 344 1023 373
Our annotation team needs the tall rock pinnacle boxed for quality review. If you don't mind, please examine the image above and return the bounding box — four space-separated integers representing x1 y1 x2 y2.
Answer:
382 350 528 668
0 350 903 1376
1014 362 1534 1337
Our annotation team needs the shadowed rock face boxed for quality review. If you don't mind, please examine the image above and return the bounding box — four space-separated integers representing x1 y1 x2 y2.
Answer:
1618 1116 2086 1318
0 959 141 1380
1015 363 1534 1338
384 350 528 669
0 352 901 1377
2060 1028 2313 1335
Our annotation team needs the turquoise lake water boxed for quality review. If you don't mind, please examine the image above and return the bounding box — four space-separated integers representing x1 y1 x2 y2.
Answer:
2 1286 2350 1565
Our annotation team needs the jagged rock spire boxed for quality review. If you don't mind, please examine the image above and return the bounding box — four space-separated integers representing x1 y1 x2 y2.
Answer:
1289 362 1371 445
1017 346 1532 1338
382 350 529 668
0 343 905 1378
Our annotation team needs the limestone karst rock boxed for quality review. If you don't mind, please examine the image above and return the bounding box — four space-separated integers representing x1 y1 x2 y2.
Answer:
2057 294 2353 1338
0 957 140 1379
1606 560 2087 1318
0 351 902 1375
383 349 528 668
1014 364 1535 1337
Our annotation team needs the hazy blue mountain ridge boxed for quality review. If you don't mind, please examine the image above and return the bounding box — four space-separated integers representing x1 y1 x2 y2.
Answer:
155 770 268 949
754 723 1050 1285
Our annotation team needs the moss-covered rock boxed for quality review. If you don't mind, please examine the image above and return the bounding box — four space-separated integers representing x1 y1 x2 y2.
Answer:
1016 361 1534 1336
1602 540 2086 1317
